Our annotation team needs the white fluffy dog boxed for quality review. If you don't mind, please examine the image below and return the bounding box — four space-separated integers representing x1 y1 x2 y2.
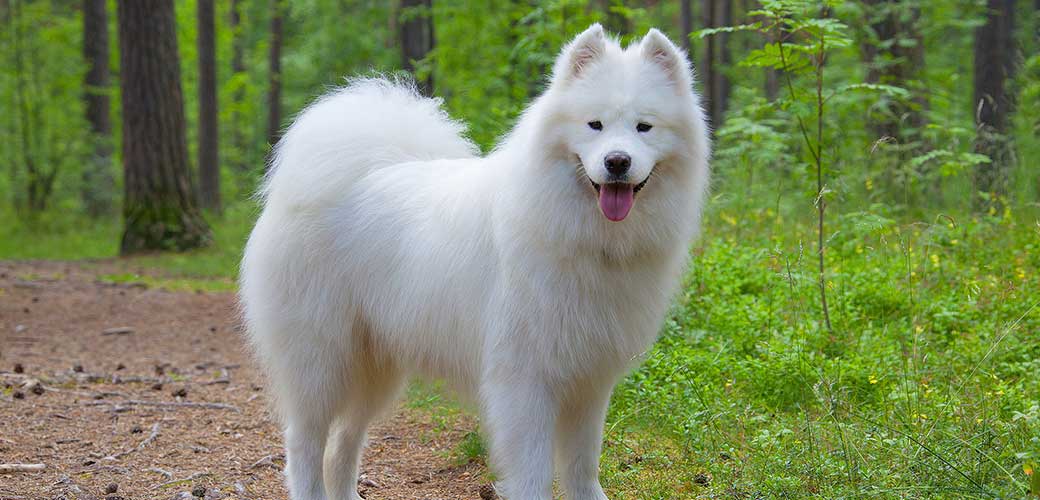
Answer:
240 24 710 500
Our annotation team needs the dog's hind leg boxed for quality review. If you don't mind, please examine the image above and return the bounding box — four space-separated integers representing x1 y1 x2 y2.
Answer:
326 328 405 500
261 319 351 500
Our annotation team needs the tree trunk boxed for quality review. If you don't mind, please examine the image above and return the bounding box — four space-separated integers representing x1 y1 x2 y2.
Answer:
973 0 1017 211
229 0 247 172
597 0 630 36
701 0 716 128
117 0 210 253
680 0 693 54
764 21 781 101
399 0 434 96
197 0 220 213
714 0 732 125
861 0 927 146
82 0 114 216
267 0 283 146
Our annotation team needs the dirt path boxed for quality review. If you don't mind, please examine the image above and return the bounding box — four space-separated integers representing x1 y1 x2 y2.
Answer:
0 261 489 500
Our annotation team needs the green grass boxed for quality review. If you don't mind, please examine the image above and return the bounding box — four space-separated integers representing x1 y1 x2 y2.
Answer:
1 200 1038 498
0 202 256 287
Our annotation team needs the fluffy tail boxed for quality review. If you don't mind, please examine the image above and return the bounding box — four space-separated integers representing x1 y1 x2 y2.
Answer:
261 77 478 210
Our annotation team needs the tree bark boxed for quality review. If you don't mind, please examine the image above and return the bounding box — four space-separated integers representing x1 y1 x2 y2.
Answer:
117 0 210 253
267 0 283 146
680 0 693 54
701 0 716 128
861 0 927 146
764 18 781 101
197 0 220 213
973 0 1017 211
399 0 434 96
229 0 247 172
597 0 630 36
82 0 114 216
714 0 732 124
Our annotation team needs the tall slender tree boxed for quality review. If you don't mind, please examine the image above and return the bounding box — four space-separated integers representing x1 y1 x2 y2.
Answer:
197 0 220 213
399 0 434 96
702 0 716 126
701 0 732 128
598 0 630 36
680 0 693 53
82 0 114 216
117 0 210 253
973 0 1017 211
860 0 927 146
229 0 247 171
267 0 284 146
715 0 732 122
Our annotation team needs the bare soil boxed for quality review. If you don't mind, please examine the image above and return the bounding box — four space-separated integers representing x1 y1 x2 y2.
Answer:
0 261 488 500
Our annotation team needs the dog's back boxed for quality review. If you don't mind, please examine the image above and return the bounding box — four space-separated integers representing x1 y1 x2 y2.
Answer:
261 78 477 212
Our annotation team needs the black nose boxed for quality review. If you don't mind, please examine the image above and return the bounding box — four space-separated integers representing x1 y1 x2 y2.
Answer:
604 151 631 176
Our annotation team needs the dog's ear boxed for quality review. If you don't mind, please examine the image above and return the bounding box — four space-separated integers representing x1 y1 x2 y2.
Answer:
641 29 691 90
554 24 607 83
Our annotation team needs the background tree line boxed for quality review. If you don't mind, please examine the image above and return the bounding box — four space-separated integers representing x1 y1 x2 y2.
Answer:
0 0 1037 253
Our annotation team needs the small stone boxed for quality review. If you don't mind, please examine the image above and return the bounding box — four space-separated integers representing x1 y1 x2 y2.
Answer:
192 485 206 498
152 382 164 391
105 483 119 494
172 387 188 398
13 363 24 374
73 364 84 373
358 477 379 488
479 484 498 500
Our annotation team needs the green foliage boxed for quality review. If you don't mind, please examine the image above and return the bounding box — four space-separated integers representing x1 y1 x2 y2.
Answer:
1 1 92 212
1 0 1039 497
609 207 1040 498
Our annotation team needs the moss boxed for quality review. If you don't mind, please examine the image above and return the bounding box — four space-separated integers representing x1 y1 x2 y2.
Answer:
120 199 211 254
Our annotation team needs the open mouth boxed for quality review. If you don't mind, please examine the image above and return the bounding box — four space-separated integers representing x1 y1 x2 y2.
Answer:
588 176 649 222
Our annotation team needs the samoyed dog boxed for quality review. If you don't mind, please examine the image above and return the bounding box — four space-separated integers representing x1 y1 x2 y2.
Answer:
240 24 709 500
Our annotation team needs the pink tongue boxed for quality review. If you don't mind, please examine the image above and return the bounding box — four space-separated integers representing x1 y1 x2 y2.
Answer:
598 184 635 222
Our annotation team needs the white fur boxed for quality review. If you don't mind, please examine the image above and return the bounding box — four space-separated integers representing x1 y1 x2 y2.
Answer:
240 25 710 500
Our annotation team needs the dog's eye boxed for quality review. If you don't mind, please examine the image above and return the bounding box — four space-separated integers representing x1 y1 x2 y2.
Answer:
588 121 603 131
637 123 653 133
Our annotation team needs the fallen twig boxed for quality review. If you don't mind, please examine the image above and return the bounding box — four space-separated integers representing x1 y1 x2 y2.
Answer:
156 471 212 489
85 400 239 412
147 467 173 479
249 453 284 470
104 422 160 460
101 326 135 336
0 463 46 473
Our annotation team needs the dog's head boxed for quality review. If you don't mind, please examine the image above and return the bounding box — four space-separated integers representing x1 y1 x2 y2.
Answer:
542 24 706 223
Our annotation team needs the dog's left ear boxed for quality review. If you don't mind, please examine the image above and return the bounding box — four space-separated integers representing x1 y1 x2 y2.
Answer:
641 29 691 90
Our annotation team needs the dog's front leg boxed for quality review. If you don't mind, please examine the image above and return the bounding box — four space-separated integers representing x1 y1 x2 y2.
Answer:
482 374 556 500
556 383 612 500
